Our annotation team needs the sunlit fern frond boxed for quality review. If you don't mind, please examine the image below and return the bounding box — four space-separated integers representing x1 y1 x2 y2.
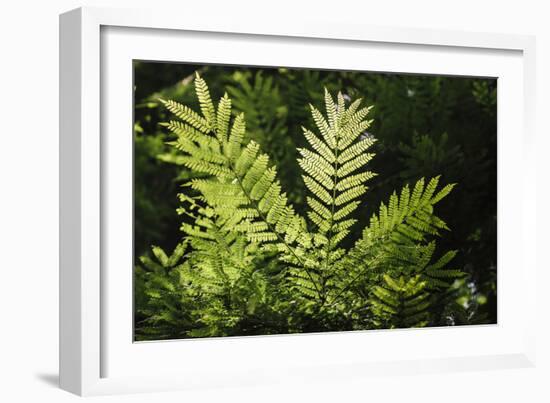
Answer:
300 89 376 247
296 89 376 299
161 73 322 299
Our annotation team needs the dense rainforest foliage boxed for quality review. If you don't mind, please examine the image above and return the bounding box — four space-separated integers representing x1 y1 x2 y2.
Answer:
133 63 497 340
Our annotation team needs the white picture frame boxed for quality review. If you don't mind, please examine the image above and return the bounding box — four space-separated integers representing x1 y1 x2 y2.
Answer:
59 6 538 396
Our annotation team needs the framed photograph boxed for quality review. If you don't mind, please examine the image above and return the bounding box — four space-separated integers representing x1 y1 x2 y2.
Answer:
60 6 537 396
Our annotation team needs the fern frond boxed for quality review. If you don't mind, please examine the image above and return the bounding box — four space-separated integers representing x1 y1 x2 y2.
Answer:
216 93 232 143
358 176 455 247
161 75 322 299
338 137 376 164
303 176 333 205
336 153 375 177
423 250 464 289
370 275 430 328
300 93 376 239
194 72 216 127
303 127 336 163
328 176 458 306
165 120 217 150
160 99 209 132
310 104 334 147
226 112 246 160
295 90 377 300
334 185 367 206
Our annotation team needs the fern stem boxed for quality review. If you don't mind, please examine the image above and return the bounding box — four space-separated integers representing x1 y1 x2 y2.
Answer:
320 128 341 302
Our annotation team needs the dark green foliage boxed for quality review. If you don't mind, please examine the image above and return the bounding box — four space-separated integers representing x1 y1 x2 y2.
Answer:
133 63 497 340
370 275 431 328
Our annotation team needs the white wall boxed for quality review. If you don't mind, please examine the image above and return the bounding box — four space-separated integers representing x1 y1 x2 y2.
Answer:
0 0 548 401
